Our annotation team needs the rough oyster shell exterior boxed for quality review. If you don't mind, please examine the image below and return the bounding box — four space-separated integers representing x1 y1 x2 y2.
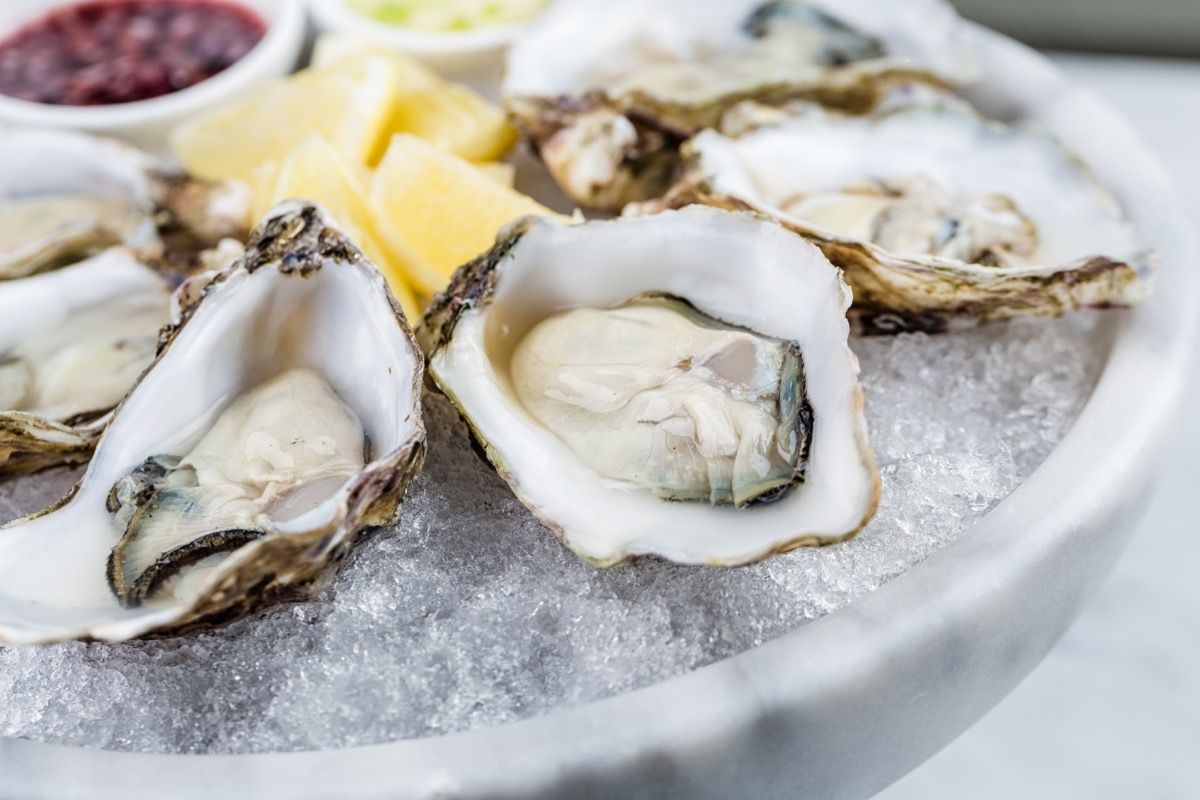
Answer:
642 101 1150 333
0 126 248 280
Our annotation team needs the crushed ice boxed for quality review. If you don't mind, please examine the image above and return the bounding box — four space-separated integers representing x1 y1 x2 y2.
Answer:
0 314 1109 753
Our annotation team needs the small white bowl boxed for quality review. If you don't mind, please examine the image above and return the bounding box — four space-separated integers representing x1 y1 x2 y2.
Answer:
307 0 550 84
0 0 307 153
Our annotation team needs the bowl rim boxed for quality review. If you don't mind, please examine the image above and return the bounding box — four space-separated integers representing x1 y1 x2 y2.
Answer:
306 0 539 54
1 23 1196 800
0 0 307 130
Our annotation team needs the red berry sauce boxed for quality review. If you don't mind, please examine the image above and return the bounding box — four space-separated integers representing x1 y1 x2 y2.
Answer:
0 0 267 106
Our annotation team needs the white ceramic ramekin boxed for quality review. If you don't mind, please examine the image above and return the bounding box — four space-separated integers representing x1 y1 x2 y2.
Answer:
307 0 550 82
0 0 307 152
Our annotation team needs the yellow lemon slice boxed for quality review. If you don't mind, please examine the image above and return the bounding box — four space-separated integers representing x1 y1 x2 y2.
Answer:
170 56 399 183
475 162 517 187
311 34 517 165
379 82 517 165
370 134 560 295
264 135 424 322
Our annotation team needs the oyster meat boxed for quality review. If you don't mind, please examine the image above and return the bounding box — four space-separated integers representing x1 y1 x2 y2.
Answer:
511 295 811 508
106 368 368 608
420 207 878 566
647 97 1151 332
0 248 172 476
0 201 426 644
503 0 976 210
0 127 249 280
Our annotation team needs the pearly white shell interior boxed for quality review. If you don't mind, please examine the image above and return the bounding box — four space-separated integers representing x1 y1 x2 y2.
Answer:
690 107 1140 266
0 127 153 202
0 231 423 644
503 0 975 100
431 207 876 566
0 248 167 354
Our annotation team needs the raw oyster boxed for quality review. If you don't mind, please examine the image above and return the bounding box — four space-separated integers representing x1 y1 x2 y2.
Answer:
105 368 368 608
420 207 878 566
0 201 426 644
503 0 976 210
0 127 249 280
646 99 1151 333
511 295 811 508
0 248 171 476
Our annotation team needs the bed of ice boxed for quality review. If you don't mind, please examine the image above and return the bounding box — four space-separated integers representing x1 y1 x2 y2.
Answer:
0 313 1110 754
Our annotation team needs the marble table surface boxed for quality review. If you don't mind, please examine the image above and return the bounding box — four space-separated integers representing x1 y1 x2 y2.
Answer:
877 52 1200 800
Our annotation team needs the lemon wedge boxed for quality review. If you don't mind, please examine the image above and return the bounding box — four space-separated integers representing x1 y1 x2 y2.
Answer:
312 34 517 165
263 135 424 322
246 161 280 224
170 56 399 184
379 82 517 164
475 162 517 187
370 134 560 295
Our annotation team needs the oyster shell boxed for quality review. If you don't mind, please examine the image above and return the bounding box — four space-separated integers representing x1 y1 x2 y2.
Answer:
646 98 1151 333
0 127 249 280
503 0 977 210
420 207 878 567
0 201 425 644
0 248 172 476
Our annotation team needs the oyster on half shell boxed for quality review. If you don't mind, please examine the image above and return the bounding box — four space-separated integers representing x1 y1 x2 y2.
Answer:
503 0 977 210
420 207 878 567
0 127 249 280
645 98 1151 333
0 202 425 644
0 248 172 476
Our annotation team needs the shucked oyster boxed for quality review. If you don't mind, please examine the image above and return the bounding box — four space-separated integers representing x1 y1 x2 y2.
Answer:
105 368 368 608
0 248 171 476
0 201 425 644
511 295 811 508
503 0 976 210
420 207 878 566
0 127 249 280
646 98 1151 333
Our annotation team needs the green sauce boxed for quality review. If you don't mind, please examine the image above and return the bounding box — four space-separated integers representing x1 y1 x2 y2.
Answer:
348 0 549 31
